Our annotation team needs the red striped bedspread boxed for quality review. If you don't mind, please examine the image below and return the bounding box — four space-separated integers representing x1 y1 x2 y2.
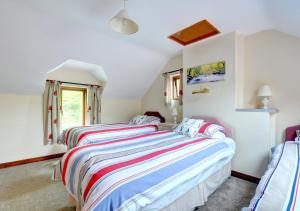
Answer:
57 130 235 211
244 142 300 211
58 123 158 149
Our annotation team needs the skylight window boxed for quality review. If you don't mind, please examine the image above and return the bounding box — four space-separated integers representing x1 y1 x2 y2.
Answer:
168 19 220 46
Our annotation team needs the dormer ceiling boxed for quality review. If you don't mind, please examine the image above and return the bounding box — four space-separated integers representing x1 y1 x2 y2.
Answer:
0 0 299 98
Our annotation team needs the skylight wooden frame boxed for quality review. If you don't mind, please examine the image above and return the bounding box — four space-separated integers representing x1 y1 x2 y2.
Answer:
168 19 220 46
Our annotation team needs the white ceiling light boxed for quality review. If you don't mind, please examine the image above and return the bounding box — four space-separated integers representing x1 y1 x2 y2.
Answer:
109 0 138 35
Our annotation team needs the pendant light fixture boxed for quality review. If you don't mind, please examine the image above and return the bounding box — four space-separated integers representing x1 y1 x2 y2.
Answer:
109 0 139 35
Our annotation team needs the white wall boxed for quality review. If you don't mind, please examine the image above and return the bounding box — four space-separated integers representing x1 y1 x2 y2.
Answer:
0 95 141 163
183 32 274 177
244 30 300 143
0 68 141 164
102 99 141 123
0 94 66 163
142 55 183 123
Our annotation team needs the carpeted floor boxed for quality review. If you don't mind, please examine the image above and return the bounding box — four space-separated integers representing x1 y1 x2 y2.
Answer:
0 159 257 211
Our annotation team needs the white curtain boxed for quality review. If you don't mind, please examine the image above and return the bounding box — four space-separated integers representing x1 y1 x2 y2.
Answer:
87 85 103 125
179 69 183 105
43 80 62 144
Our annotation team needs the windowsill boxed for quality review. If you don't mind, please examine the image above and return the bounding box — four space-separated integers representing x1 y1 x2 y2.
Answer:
235 108 279 114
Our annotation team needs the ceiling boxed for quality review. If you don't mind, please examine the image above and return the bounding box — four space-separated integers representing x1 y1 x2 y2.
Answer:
0 0 299 98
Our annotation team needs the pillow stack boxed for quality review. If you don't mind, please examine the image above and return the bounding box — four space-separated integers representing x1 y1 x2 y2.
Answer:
174 118 225 138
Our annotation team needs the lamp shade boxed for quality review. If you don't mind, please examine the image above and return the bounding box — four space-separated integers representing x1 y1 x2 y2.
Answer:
109 9 138 35
257 85 272 97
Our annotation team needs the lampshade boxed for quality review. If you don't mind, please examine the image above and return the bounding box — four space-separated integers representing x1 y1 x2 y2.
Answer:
257 85 272 97
109 9 139 35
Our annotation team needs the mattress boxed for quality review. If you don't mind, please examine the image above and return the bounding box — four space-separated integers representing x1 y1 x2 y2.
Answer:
244 141 300 211
152 157 231 211
67 161 231 211
58 122 158 149
59 130 235 211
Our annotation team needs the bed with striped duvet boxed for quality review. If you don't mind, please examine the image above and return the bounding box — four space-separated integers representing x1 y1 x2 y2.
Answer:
244 141 300 211
58 130 235 211
58 123 158 149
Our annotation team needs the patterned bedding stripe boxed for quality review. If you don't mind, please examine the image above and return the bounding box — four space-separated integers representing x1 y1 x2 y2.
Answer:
245 142 300 211
59 131 235 211
58 123 158 149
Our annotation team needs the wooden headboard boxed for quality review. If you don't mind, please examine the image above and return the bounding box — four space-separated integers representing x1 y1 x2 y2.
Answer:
144 111 165 123
285 125 300 141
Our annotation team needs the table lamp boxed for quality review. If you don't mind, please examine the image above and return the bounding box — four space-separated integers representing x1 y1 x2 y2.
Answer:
257 85 272 109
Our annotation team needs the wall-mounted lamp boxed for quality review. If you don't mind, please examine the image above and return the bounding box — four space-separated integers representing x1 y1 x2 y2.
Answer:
192 87 209 94
257 85 272 109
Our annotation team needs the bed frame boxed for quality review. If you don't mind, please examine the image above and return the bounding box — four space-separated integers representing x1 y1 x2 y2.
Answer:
144 111 166 123
285 124 300 141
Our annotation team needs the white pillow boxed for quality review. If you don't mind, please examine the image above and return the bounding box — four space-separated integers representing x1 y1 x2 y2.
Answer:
129 115 147 125
198 122 225 137
143 116 161 125
174 118 204 137
211 131 226 139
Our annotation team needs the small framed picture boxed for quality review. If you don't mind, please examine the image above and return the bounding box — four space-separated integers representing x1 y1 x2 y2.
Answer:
187 60 225 85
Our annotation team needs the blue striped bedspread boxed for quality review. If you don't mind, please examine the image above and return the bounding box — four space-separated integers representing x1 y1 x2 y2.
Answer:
244 141 300 211
58 130 235 211
58 123 158 149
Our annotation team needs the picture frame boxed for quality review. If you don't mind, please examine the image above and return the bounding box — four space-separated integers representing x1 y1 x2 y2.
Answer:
187 60 225 85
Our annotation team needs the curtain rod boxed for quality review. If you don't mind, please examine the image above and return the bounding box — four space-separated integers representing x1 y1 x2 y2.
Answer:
46 80 102 87
162 68 183 75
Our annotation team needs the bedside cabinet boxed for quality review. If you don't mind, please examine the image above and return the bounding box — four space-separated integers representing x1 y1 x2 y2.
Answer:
158 122 178 131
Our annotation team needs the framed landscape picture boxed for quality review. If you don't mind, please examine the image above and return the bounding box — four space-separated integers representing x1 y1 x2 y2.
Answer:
187 60 225 85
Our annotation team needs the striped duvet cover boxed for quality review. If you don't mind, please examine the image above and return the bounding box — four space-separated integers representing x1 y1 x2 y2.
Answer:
244 141 300 211
58 123 158 149
58 130 235 211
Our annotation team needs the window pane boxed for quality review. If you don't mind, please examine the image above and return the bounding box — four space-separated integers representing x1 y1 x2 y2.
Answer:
174 79 178 99
176 79 180 97
62 90 84 129
172 76 180 100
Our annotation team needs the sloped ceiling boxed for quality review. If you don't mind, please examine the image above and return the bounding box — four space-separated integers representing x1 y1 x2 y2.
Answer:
47 59 108 86
0 0 299 98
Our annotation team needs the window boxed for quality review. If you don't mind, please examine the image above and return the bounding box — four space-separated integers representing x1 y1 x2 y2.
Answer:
171 74 180 100
61 87 87 129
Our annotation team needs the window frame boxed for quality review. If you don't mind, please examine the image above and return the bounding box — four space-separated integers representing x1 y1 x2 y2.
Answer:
61 86 87 126
171 74 181 100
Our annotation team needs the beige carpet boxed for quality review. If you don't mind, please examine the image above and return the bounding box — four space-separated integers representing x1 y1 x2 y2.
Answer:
0 159 256 211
